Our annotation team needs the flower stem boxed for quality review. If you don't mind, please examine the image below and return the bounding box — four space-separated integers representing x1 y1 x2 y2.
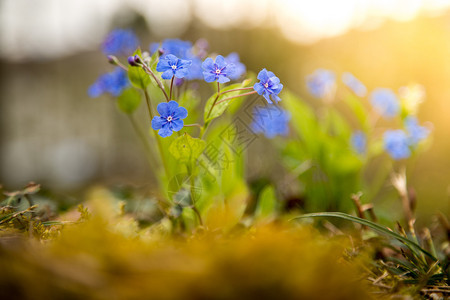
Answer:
141 63 170 102
204 82 221 121
187 165 203 226
116 62 129 72
215 90 257 106
143 89 170 177
184 123 203 128
169 77 174 100
218 86 253 95
127 114 158 169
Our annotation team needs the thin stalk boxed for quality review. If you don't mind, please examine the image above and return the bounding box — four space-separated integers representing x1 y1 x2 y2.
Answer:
127 114 158 169
116 62 128 72
187 165 203 226
144 89 154 119
140 63 169 102
169 76 174 100
204 82 221 121
143 90 170 177
184 123 203 128
218 86 253 95
215 90 257 106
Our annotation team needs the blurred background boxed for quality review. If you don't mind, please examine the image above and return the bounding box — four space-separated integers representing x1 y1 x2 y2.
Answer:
0 0 449 220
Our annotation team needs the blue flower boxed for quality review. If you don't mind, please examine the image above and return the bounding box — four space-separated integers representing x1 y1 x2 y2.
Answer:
383 130 411 160
102 29 139 56
370 88 400 118
342 72 367 97
253 69 283 104
184 57 204 80
156 54 192 80
306 69 336 98
350 131 366 155
225 53 246 80
202 55 235 84
251 106 290 138
150 39 192 59
151 101 188 137
150 39 205 81
88 67 129 97
404 116 430 146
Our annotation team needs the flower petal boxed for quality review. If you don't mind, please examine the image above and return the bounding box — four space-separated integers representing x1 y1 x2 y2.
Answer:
167 100 179 114
171 119 184 132
173 106 188 119
202 57 214 71
272 83 283 94
267 71 276 78
152 116 166 130
174 68 189 79
158 124 173 137
178 59 192 68
253 82 265 95
161 70 174 80
257 69 269 82
263 92 273 104
156 102 170 117
217 75 230 84
269 76 280 85
224 64 236 78
165 54 178 62
215 55 226 69
271 94 281 103
203 72 216 83
156 59 170 72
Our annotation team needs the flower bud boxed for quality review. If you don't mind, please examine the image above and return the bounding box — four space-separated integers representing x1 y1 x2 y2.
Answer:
127 55 139 67
107 55 119 65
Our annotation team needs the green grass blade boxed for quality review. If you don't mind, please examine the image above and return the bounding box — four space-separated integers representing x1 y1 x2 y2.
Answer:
291 212 437 261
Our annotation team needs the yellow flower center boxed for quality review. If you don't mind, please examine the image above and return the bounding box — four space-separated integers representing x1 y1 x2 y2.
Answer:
167 116 173 122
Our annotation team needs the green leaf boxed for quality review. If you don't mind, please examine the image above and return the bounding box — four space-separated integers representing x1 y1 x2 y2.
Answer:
128 48 151 89
291 212 437 261
204 79 253 124
117 88 141 114
169 133 206 164
343 94 369 130
255 185 277 221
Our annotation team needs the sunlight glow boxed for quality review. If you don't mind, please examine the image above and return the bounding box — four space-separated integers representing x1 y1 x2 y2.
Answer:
1 0 450 59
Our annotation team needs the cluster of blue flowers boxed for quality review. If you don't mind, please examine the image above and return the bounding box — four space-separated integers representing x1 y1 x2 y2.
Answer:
251 106 290 139
370 88 400 119
102 29 139 56
88 67 129 97
306 69 336 99
89 29 285 138
383 116 430 160
305 69 430 160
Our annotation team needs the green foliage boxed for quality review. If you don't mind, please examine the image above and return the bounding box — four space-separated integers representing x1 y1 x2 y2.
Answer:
169 133 206 164
282 91 363 212
117 87 141 114
293 212 436 260
128 48 151 89
204 78 253 125
293 212 449 293
254 185 277 222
